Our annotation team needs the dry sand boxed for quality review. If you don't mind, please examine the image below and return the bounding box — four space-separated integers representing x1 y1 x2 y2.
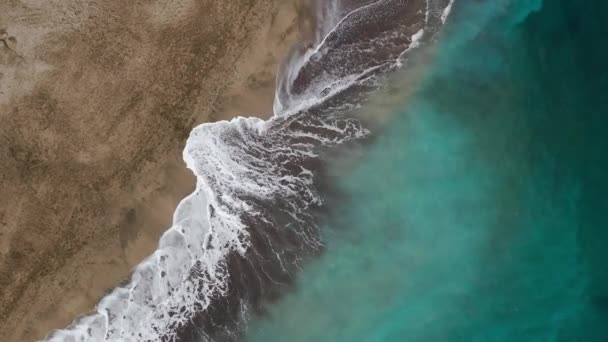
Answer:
0 1 305 341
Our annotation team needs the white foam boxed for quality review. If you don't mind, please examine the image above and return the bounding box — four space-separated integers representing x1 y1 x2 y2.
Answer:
441 0 456 23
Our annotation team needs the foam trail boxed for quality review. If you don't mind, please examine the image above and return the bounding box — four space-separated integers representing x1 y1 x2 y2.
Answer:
441 0 456 23
42 1 454 341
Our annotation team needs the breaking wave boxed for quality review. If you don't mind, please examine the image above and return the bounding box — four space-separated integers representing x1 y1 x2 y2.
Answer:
43 1 453 341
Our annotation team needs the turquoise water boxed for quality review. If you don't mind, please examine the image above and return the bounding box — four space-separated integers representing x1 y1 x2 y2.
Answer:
245 0 608 341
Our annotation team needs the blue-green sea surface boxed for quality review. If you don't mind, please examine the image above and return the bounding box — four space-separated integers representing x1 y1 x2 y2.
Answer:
245 0 608 341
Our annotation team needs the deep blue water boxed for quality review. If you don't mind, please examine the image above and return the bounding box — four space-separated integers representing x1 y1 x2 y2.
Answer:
244 0 608 340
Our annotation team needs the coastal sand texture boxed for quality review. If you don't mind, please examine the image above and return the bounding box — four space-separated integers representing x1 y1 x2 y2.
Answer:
0 1 303 341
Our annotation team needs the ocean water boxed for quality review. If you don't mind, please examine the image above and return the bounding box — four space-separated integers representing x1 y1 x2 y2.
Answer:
244 1 608 341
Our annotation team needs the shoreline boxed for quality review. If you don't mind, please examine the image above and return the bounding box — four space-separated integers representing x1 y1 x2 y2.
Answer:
0 1 302 341
65 1 447 340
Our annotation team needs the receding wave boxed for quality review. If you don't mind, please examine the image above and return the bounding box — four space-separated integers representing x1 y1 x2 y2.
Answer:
43 1 453 341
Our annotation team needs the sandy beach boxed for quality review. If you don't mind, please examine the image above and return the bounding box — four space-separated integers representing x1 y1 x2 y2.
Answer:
0 1 303 340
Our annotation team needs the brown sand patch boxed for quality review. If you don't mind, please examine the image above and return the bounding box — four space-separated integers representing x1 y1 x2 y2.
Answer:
0 1 304 341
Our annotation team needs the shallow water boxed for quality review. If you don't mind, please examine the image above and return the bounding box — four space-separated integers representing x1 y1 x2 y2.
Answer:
245 0 608 341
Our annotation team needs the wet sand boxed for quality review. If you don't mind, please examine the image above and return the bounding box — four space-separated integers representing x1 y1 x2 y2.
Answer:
0 1 303 341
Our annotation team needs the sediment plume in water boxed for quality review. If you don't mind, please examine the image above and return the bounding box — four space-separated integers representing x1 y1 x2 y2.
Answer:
43 1 453 341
